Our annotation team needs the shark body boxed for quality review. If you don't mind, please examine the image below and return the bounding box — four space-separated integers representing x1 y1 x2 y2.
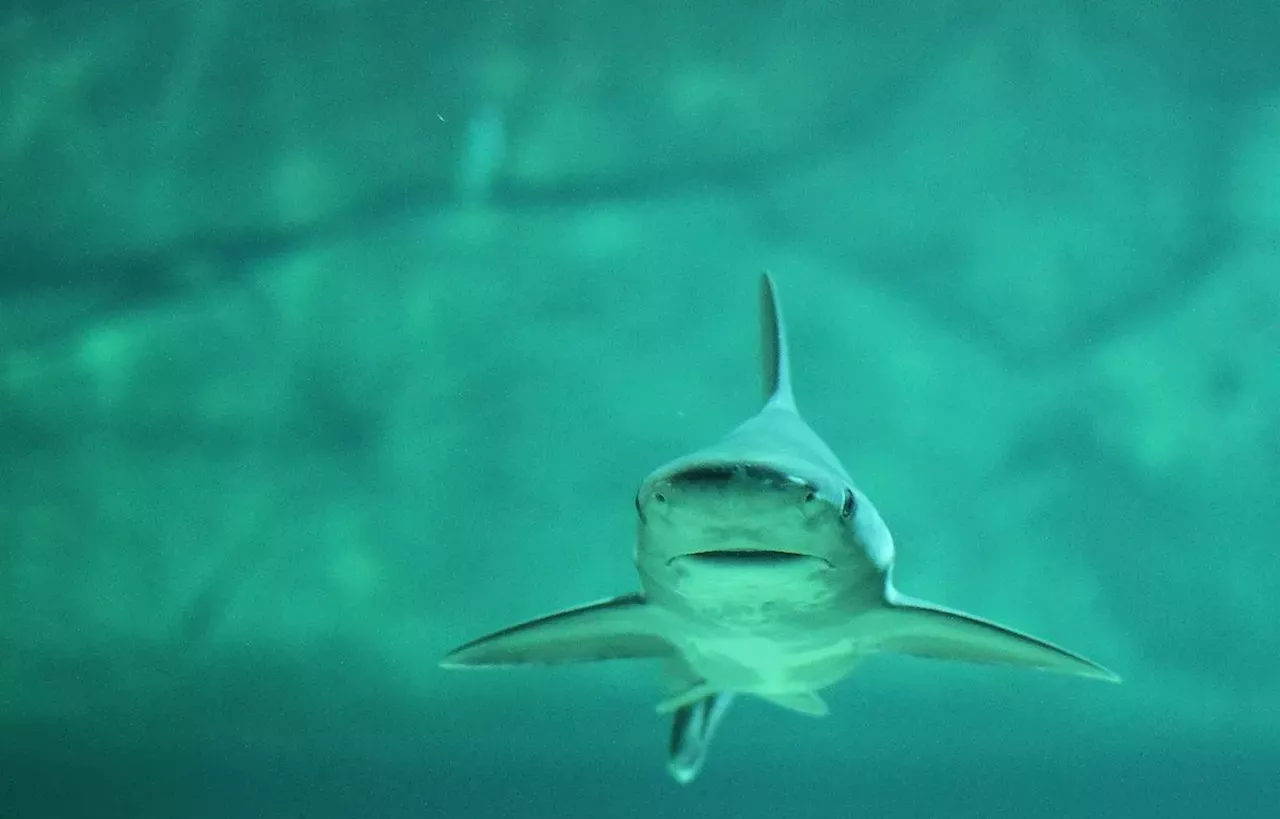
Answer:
441 274 1118 783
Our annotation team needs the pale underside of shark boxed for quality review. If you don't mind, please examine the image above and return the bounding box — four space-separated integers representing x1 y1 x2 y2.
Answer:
441 273 1119 783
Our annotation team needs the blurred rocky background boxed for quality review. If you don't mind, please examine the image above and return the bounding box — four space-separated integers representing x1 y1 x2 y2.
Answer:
2 1 1278 817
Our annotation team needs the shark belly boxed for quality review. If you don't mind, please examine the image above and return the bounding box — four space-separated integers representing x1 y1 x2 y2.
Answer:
638 545 878 697
677 628 859 695
652 577 867 696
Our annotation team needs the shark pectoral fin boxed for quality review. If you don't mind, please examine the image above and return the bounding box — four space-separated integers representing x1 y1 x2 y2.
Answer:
440 593 673 668
758 691 830 717
668 693 735 785
870 592 1121 683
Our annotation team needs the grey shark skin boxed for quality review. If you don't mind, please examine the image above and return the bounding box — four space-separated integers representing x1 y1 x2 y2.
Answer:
441 273 1119 783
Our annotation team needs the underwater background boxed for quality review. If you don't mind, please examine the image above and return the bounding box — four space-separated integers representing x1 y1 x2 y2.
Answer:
2 0 1279 816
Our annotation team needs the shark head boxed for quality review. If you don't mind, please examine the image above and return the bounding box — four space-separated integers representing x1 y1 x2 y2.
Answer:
634 411 894 583
633 275 894 604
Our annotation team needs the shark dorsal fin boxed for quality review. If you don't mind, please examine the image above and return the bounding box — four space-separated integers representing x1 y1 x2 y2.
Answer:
759 272 796 411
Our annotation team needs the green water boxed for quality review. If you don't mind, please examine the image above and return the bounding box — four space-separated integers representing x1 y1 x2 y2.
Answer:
2 1 1278 817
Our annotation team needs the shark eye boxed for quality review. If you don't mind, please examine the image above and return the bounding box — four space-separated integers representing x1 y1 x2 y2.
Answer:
840 489 856 519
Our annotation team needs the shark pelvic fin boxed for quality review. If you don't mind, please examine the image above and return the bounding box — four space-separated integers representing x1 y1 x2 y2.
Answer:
758 690 830 716
440 593 673 667
655 680 717 714
868 591 1121 682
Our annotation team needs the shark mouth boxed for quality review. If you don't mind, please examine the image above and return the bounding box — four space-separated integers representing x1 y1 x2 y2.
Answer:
672 550 831 569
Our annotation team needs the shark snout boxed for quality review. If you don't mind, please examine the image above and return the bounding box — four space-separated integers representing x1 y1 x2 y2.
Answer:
639 462 820 514
666 463 817 495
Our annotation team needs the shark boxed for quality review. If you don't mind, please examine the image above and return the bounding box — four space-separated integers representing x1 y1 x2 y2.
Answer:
441 273 1119 783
